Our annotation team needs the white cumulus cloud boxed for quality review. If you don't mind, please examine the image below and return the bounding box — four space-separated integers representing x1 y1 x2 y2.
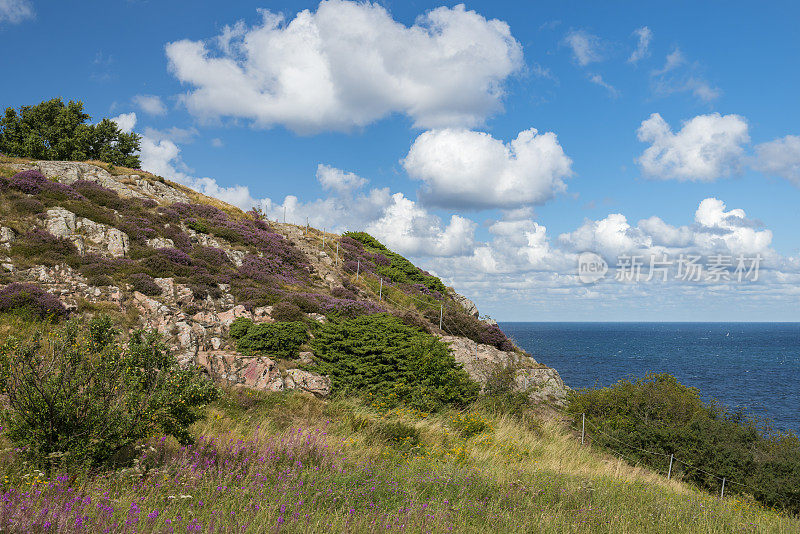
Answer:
402 128 572 210
636 112 750 181
559 197 773 261
111 112 137 134
316 164 368 195
165 1 523 133
132 95 167 116
139 134 259 209
753 135 800 186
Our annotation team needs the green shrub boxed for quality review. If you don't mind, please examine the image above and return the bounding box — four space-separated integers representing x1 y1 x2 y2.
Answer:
186 218 209 234
234 321 308 360
0 316 219 469
308 314 479 411
229 317 253 339
478 362 531 415
568 373 800 513
343 231 447 293
272 301 304 322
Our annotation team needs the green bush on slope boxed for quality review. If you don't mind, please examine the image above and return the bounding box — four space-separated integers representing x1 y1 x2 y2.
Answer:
343 231 447 294
0 316 219 469
308 313 479 411
568 372 800 514
231 318 308 360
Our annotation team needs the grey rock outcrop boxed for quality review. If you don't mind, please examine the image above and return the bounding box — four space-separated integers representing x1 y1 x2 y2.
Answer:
284 369 332 397
439 335 568 406
44 207 129 257
196 351 331 397
0 226 15 249
8 160 192 205
447 288 480 318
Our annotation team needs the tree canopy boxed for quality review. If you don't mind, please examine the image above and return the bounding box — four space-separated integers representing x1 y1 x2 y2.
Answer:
0 98 141 168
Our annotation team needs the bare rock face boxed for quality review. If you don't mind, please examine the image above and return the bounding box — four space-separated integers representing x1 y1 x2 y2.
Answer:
196 351 331 397
132 176 191 204
197 351 285 391
438 335 569 406
146 236 174 249
284 369 332 397
447 288 480 318
44 207 129 257
0 226 15 249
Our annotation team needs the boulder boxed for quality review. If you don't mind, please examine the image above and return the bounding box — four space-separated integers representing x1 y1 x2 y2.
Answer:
194 350 331 396
147 236 174 249
0 226 16 249
217 304 251 326
438 334 568 406
44 207 130 257
284 369 332 397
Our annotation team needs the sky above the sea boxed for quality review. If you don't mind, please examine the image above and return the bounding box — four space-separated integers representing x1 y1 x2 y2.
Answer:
2 0 799 321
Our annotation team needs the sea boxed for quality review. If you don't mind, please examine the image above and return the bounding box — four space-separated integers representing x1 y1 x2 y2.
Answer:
499 322 800 434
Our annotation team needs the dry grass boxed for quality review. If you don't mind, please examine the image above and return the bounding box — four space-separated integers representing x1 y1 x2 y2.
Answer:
1 389 797 532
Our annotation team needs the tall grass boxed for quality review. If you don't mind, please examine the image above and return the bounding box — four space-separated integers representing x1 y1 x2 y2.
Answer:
0 390 797 533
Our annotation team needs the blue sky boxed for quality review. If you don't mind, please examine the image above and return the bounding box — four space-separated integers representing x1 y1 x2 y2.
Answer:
2 0 799 321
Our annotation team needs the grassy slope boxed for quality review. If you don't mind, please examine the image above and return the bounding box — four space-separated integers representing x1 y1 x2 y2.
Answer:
2 389 797 533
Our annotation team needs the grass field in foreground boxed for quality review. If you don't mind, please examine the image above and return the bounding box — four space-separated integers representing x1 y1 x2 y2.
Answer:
1 390 798 533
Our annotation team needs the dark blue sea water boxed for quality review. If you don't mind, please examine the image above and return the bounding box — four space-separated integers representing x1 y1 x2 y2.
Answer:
499 322 800 434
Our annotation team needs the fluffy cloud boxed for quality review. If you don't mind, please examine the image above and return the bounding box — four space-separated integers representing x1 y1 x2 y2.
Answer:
165 1 523 133
138 132 259 209
753 135 800 186
111 112 137 134
637 113 750 181
402 128 572 210
693 198 772 256
628 26 652 64
316 164 368 195
563 29 605 66
262 167 476 258
0 0 33 24
133 95 167 116
559 197 772 260
365 194 477 257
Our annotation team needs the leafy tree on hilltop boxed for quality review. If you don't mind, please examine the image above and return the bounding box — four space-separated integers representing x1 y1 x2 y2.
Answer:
0 98 141 168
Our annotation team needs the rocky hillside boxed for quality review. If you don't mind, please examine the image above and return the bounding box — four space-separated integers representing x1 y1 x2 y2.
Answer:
0 157 567 404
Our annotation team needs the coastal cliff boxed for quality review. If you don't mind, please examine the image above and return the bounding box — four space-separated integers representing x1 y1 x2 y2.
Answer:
0 157 568 405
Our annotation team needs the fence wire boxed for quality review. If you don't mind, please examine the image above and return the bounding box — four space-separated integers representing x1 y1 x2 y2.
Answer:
579 414 764 496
